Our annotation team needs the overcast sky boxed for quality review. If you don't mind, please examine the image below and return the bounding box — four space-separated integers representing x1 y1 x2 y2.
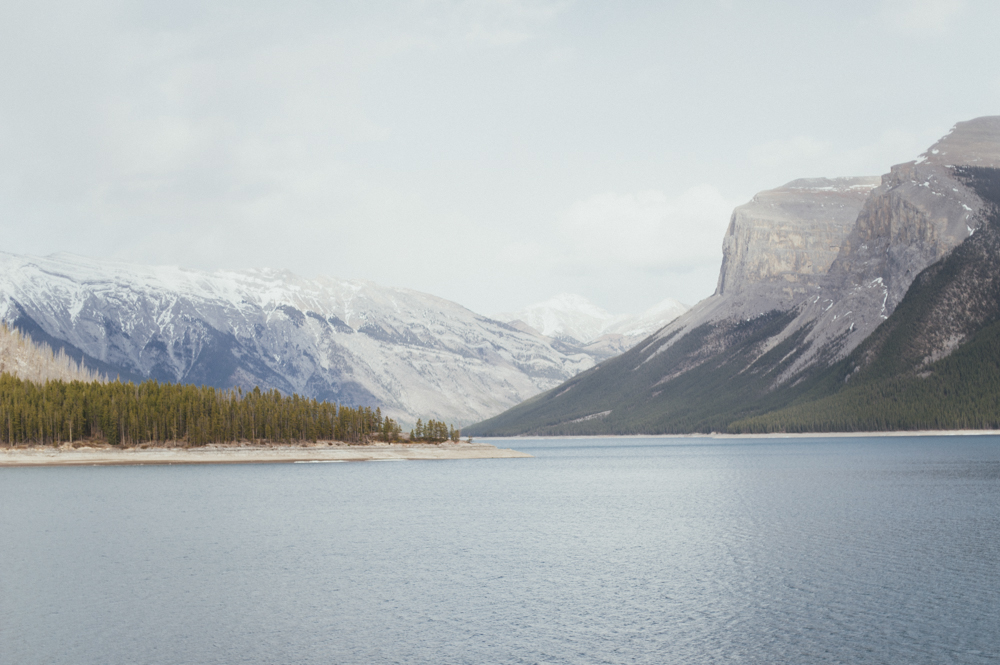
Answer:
2 0 999 315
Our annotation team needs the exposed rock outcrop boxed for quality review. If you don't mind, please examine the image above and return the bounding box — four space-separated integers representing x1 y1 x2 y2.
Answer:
654 117 1000 378
467 116 1000 436
717 177 881 302
778 119 998 376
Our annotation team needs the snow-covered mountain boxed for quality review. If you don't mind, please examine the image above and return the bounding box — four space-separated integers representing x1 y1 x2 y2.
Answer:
0 252 596 426
495 293 688 357
495 294 619 344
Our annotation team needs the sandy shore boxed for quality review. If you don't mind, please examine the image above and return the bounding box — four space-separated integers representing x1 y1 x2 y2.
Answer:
0 441 532 467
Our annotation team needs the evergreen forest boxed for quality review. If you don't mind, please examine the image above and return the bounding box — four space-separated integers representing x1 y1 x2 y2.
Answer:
0 373 458 447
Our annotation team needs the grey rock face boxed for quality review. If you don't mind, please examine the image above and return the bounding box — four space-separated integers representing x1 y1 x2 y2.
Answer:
649 116 1000 383
466 116 1000 436
0 253 595 426
779 124 997 378
644 177 880 359
716 176 881 305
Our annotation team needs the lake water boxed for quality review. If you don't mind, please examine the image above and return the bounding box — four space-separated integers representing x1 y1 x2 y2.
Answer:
1 436 998 664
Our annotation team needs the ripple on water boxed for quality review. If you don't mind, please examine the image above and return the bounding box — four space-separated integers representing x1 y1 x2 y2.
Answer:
1 435 998 664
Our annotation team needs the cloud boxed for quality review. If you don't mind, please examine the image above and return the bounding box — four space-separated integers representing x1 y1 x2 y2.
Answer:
412 0 571 47
749 126 944 184
881 0 965 35
839 127 938 171
753 136 831 169
490 186 734 311
556 186 733 272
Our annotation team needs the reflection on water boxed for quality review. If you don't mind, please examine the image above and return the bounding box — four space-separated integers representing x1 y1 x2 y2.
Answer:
1 435 998 664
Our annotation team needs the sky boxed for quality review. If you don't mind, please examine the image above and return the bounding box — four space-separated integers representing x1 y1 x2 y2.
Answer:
2 0 999 316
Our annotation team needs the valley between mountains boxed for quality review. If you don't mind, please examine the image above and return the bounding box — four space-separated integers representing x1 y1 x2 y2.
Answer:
0 254 684 428
5 116 1000 436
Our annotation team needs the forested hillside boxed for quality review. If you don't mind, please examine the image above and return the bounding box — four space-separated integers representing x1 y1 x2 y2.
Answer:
0 295 463 448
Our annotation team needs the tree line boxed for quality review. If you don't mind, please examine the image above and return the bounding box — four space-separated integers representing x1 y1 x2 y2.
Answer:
410 418 461 443
730 317 1000 433
0 373 463 447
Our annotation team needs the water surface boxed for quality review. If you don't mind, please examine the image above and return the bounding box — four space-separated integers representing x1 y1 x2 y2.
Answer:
2 436 998 664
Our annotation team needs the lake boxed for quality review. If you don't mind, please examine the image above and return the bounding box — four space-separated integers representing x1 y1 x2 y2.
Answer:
1 436 998 664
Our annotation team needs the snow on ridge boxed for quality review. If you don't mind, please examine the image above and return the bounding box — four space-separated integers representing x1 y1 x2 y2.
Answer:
0 251 463 326
495 293 689 347
0 252 595 426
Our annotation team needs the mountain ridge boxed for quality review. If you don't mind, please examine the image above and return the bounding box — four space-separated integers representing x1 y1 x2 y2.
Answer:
467 116 1000 436
0 252 598 426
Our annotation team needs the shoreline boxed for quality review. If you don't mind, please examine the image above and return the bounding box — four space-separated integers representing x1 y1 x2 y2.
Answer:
482 429 1000 440
0 441 532 467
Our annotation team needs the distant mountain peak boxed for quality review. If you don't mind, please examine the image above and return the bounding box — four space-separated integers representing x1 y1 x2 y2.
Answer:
494 293 688 352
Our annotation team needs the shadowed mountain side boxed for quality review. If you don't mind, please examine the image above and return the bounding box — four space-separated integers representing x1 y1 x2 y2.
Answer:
9 304 140 383
731 166 1000 432
464 309 816 435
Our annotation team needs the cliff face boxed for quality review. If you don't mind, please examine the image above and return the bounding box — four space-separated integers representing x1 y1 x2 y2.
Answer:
844 165 1000 373
779 119 1000 376
840 116 1000 312
660 117 1000 381
467 116 1000 436
730 165 1000 433
716 177 880 302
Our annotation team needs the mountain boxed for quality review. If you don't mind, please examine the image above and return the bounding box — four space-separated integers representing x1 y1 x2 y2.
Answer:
496 294 620 345
0 253 597 426
0 324 102 385
494 294 688 359
466 116 1000 436
732 164 1000 432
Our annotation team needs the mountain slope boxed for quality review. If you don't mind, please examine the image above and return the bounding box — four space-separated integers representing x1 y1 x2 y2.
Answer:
0 254 595 426
0 324 103 384
731 165 1000 431
467 117 1000 436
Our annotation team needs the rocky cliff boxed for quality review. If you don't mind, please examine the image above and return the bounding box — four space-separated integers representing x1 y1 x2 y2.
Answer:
716 177 881 301
648 117 1000 383
732 164 1000 432
772 117 1000 378
467 116 1000 436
